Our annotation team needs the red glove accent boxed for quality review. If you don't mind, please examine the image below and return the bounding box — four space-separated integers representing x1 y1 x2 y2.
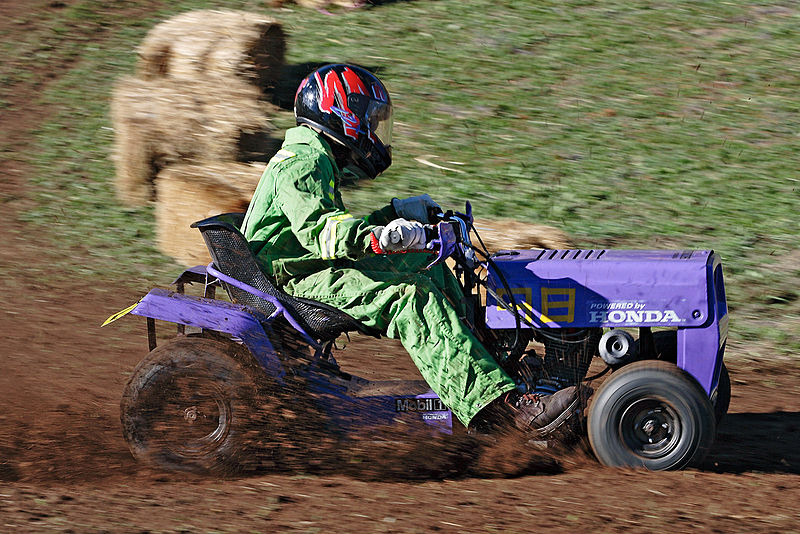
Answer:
370 233 385 254
371 232 413 255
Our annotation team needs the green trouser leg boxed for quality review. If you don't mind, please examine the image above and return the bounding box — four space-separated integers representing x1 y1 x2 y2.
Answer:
284 254 517 426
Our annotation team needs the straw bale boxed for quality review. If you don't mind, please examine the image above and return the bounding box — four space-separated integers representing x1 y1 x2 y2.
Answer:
109 85 158 205
472 218 575 252
155 162 265 266
137 10 285 94
110 75 278 205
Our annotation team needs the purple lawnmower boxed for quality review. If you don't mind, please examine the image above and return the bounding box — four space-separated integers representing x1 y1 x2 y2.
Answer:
106 202 729 473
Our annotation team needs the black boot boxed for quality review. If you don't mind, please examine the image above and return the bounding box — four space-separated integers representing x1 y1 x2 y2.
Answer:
502 385 591 435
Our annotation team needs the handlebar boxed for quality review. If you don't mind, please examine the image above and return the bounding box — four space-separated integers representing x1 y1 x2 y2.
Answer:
421 201 475 269
426 201 528 352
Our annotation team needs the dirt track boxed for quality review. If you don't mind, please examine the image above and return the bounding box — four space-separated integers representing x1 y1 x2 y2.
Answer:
1 3 800 532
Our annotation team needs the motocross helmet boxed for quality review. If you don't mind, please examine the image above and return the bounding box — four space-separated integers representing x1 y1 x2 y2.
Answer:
294 64 393 179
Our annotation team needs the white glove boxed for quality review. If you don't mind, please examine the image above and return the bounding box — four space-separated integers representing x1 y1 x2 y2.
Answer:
392 194 441 224
373 218 426 252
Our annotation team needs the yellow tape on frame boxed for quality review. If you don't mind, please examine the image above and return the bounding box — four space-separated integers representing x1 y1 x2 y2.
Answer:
101 300 141 327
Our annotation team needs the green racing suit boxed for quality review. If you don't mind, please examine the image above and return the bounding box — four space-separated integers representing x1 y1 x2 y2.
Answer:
242 126 516 426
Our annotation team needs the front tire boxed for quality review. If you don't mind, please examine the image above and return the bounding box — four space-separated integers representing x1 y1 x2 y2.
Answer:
587 360 715 470
637 330 730 424
120 336 271 475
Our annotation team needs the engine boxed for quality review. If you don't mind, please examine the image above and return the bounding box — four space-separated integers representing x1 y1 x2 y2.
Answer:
509 328 602 395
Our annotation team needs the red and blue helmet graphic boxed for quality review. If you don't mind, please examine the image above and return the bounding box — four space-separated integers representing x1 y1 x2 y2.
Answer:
317 67 364 139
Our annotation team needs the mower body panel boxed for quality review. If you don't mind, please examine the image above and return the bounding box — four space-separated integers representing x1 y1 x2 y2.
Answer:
486 249 728 395
304 374 453 434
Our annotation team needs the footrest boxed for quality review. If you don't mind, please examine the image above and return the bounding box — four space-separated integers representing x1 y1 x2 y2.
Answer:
348 379 433 398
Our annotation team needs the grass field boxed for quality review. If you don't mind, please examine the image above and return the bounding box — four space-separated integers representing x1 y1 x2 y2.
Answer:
2 0 797 354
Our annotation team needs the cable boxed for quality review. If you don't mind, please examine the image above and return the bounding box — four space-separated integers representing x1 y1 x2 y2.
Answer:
460 233 523 355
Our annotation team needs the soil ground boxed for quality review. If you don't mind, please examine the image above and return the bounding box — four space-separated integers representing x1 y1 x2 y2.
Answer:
1 3 799 532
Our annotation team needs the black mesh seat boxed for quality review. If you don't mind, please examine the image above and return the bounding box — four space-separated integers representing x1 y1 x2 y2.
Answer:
191 213 380 342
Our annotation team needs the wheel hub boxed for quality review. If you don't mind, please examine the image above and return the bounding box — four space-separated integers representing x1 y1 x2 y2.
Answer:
639 412 670 443
150 376 232 458
620 397 680 459
184 406 199 422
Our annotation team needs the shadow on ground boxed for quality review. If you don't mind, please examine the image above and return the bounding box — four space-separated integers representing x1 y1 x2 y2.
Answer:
703 411 800 474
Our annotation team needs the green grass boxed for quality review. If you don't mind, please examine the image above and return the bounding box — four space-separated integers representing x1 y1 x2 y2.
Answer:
4 0 798 354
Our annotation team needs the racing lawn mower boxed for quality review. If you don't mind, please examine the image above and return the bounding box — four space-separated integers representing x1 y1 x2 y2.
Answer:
106 202 730 473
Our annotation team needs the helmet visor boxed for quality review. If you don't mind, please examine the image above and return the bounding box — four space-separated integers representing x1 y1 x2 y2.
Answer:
349 94 393 147
369 100 393 147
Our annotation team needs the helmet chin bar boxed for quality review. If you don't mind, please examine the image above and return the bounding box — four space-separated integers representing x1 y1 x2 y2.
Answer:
298 119 383 180
341 163 371 183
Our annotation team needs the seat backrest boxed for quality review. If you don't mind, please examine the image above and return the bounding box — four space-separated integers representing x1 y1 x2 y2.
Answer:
192 213 281 318
191 213 376 341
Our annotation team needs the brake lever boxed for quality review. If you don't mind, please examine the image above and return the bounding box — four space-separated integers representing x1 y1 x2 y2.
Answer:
423 201 475 269
424 221 458 270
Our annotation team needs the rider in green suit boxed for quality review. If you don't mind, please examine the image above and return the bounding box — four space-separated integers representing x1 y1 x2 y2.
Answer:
242 64 581 431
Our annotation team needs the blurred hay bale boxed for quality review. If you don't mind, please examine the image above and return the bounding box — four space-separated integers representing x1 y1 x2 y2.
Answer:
109 87 157 206
472 218 575 251
155 162 265 266
137 10 285 94
110 75 278 205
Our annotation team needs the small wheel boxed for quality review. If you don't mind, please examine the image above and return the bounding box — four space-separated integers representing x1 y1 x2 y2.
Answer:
714 362 731 425
120 336 271 475
588 360 715 470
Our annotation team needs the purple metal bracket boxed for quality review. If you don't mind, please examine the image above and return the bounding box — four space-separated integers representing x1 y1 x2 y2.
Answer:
425 202 473 270
205 263 321 350
456 200 473 224
171 265 208 286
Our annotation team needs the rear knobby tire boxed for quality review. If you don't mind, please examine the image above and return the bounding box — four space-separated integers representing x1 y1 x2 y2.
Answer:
587 360 716 470
120 336 271 475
